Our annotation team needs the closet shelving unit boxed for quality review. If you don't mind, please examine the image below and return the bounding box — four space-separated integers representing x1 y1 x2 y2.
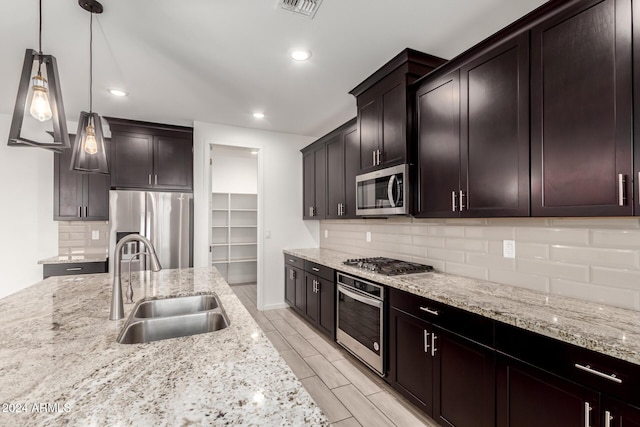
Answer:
210 192 257 284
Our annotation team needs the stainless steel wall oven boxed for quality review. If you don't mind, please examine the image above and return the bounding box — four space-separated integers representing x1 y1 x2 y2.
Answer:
336 272 385 376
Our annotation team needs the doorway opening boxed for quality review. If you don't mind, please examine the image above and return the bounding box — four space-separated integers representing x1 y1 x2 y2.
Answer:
208 145 260 288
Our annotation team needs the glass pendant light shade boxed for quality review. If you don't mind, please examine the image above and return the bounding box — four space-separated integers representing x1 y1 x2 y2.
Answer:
8 49 70 152
70 112 108 174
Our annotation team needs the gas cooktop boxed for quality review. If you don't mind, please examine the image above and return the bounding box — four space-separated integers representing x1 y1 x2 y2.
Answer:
343 257 433 276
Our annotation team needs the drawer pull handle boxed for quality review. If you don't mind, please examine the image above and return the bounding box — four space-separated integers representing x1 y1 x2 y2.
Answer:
419 306 439 316
289 259 296 263
574 364 622 384
312 267 320 272
66 267 83 271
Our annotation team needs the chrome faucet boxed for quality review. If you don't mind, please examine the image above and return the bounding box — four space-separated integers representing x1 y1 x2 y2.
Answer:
110 234 162 320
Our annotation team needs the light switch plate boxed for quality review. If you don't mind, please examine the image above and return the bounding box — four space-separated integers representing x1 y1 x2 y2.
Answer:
91 230 100 240
366 231 371 242
503 240 516 258
265 230 271 239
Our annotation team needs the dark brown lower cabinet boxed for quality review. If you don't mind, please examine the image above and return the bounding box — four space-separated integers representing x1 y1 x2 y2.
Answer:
497 355 599 427
602 396 640 427
284 264 301 308
388 306 494 427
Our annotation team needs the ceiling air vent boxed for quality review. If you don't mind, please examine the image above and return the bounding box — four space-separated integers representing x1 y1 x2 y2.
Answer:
279 0 323 19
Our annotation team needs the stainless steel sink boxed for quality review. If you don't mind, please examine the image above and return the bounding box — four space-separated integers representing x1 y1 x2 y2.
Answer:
133 294 220 318
117 294 230 344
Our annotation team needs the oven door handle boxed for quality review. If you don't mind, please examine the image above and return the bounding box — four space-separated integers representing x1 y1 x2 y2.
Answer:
338 285 382 309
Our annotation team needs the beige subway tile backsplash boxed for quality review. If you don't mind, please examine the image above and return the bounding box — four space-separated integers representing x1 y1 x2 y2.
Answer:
58 221 109 256
320 217 640 311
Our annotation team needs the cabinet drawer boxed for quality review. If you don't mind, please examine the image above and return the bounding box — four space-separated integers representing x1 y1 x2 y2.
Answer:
43 261 108 279
389 288 494 347
304 261 334 281
285 255 303 268
495 322 640 407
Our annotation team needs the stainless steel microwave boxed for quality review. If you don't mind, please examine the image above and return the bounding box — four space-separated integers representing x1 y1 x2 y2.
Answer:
356 164 408 216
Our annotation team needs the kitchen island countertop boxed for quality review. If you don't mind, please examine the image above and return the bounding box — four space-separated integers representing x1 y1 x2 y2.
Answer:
285 247 640 367
0 267 327 426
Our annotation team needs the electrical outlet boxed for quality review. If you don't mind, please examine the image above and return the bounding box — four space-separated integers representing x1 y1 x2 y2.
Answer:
366 231 371 242
91 230 100 240
503 240 516 258
324 229 328 239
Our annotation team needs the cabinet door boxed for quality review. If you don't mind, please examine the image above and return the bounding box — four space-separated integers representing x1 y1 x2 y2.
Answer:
284 265 300 307
389 308 434 415
83 173 110 220
379 80 405 167
358 95 379 172
343 126 359 218
111 132 153 189
294 268 306 314
325 134 345 219
54 147 82 220
531 0 632 216
316 276 335 339
434 328 495 427
153 135 193 190
497 356 600 427
314 146 326 220
416 71 461 218
304 273 319 323
460 33 530 217
602 396 640 427
303 151 316 219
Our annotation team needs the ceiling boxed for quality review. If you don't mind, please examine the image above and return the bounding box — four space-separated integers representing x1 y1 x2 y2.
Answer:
0 0 548 138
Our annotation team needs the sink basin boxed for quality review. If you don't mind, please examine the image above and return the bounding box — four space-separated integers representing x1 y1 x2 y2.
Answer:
117 311 229 344
117 293 230 344
133 294 220 318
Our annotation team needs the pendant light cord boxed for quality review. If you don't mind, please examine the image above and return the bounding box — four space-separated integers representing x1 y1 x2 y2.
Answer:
37 0 43 72
89 12 93 114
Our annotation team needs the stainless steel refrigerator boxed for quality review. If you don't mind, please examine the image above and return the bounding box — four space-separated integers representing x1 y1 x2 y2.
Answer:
108 190 193 273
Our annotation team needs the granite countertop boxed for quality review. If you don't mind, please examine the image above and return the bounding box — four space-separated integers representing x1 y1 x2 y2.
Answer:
0 267 327 426
37 254 108 264
285 247 640 367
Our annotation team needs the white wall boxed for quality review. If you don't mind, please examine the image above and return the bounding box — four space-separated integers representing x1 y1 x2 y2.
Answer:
0 113 58 298
211 145 258 194
194 121 319 310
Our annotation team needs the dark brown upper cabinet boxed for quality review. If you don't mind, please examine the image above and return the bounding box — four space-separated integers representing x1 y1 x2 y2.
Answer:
325 118 358 219
350 49 446 173
302 140 326 220
416 33 530 218
531 0 633 216
105 117 193 192
633 0 640 216
54 136 110 221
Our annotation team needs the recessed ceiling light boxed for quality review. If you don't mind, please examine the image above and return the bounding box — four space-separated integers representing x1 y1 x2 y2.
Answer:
108 89 128 97
253 112 265 119
290 49 311 61
251 150 258 155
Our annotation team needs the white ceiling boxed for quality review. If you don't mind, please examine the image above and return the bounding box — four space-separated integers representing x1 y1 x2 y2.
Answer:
0 0 548 138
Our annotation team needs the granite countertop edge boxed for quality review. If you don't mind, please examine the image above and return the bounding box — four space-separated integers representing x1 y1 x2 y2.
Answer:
284 247 640 367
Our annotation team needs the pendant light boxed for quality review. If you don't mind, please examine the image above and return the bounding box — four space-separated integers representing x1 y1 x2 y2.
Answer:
8 0 70 152
70 0 108 174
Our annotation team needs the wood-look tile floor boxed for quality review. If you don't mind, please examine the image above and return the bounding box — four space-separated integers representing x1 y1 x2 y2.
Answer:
231 283 439 427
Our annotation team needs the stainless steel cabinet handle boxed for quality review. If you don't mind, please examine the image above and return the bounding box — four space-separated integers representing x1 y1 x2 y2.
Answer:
312 267 320 272
148 174 152 185
85 206 88 217
78 206 82 217
618 174 626 206
289 259 295 263
459 190 466 210
431 333 437 356
451 191 457 212
373 150 376 166
155 174 158 185
419 306 439 316
424 330 429 353
376 149 381 165
65 267 82 271
316 281 321 292
604 410 613 427
575 364 622 383
584 402 592 427
309 207 314 217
